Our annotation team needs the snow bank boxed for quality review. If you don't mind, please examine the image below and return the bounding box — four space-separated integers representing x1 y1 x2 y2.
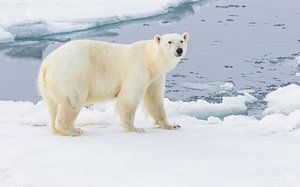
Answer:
258 110 300 133
264 84 300 115
0 0 196 43
215 84 300 134
166 92 257 119
221 109 300 134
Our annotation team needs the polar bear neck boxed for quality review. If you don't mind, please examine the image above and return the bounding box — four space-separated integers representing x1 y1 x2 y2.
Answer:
144 40 179 78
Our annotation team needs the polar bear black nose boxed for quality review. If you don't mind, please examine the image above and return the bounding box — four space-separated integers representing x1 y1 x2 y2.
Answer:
176 48 183 56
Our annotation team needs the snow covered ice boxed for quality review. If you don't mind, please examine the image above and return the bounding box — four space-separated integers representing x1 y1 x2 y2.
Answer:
168 92 256 119
0 0 196 43
0 27 14 44
264 84 300 115
1 85 300 186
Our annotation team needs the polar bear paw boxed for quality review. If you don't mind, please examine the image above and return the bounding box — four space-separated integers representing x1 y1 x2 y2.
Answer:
57 127 83 136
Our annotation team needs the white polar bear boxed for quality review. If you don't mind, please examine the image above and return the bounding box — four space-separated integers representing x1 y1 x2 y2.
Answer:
38 33 189 136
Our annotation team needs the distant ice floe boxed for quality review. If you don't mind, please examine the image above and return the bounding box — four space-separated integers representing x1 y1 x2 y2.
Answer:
219 82 234 91
0 26 14 44
296 56 300 76
296 56 300 65
0 0 197 43
180 81 234 93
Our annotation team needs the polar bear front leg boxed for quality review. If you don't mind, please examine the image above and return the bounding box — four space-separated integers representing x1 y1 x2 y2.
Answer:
143 76 181 130
117 94 145 133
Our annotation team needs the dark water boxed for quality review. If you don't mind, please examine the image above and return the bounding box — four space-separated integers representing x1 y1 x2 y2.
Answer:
1 0 300 117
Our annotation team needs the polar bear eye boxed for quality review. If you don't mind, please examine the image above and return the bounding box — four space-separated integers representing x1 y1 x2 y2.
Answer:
180 40 184 43
168 41 172 44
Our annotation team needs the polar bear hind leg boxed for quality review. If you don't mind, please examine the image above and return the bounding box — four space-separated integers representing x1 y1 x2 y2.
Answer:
55 98 82 136
44 97 58 133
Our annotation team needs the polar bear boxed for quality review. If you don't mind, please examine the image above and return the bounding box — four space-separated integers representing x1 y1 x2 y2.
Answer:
38 33 189 136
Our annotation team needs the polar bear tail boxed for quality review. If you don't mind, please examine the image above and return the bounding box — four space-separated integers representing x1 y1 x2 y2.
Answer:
37 64 47 95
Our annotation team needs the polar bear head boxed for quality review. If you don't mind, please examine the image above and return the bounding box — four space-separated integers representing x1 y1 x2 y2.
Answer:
154 32 189 60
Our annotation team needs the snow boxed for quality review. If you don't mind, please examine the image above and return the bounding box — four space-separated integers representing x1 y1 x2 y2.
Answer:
207 116 222 124
0 0 195 43
1 85 300 186
264 84 300 115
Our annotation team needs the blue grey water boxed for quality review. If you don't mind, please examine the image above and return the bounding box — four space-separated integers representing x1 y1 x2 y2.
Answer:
0 0 300 118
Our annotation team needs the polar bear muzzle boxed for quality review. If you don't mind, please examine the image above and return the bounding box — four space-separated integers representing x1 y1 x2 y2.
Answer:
176 48 183 56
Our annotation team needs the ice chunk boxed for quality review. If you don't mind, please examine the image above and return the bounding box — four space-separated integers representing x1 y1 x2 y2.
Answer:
220 82 234 91
258 109 300 133
180 81 234 93
207 116 222 124
0 27 14 44
296 56 300 65
165 92 257 119
264 84 300 115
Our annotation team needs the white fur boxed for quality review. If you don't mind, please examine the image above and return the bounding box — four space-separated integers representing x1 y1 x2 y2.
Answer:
38 33 189 136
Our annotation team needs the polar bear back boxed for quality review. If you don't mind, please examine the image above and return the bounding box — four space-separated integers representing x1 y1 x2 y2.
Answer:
40 40 150 104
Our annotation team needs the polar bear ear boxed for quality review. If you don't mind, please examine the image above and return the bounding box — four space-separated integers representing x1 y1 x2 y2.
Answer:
154 35 161 44
182 32 189 42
